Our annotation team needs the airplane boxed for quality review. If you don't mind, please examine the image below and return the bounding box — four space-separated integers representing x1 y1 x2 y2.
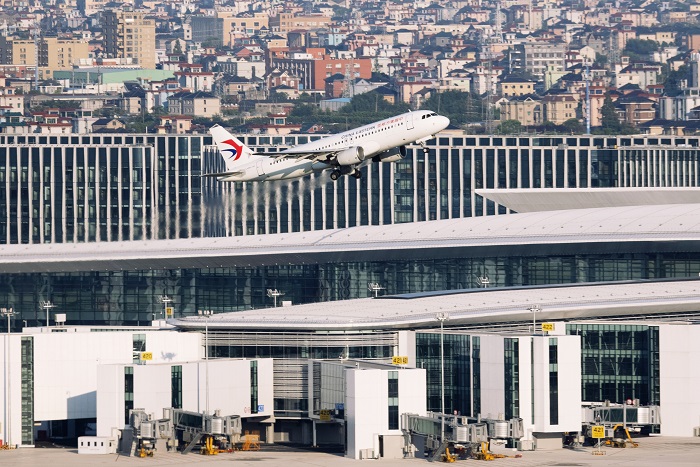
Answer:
207 110 450 182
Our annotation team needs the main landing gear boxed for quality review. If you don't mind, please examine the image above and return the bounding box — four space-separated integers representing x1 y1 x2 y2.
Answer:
330 169 362 180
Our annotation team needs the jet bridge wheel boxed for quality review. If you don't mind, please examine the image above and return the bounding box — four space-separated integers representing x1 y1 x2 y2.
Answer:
330 170 341 181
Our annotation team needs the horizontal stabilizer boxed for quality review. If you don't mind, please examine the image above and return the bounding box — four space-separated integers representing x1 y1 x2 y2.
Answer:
201 171 244 178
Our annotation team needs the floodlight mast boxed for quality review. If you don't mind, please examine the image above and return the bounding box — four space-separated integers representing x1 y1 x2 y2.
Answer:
528 305 542 335
367 282 385 298
436 311 450 443
267 289 284 308
159 295 173 319
41 301 55 327
2 307 15 447
198 309 214 415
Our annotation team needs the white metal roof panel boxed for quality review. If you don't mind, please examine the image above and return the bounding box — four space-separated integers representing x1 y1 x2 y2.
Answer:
1 204 699 273
477 187 700 213
170 279 700 331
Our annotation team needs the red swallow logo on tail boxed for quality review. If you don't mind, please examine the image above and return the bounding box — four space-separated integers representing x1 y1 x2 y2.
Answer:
221 139 244 161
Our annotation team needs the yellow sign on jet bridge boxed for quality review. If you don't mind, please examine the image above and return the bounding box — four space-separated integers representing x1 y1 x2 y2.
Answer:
140 352 153 361
541 322 555 332
392 356 409 365
591 425 605 439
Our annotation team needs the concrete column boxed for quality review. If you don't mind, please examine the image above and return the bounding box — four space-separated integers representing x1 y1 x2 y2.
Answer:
266 423 274 444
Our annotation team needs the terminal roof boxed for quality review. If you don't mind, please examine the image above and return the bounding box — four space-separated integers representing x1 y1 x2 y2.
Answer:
1 203 699 273
171 278 700 331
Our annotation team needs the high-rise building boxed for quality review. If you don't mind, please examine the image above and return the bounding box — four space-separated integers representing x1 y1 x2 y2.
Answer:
103 9 156 69
39 37 90 71
0 36 34 66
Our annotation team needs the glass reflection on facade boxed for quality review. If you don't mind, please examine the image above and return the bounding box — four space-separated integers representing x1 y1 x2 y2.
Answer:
504 338 519 420
416 332 471 416
566 324 660 405
1 253 699 328
20 336 34 446
2 133 700 245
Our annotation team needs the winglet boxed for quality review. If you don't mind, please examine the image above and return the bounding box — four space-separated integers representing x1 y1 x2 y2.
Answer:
209 125 254 172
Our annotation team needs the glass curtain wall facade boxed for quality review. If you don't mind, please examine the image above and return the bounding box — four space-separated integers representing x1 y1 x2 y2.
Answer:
504 337 519 420
566 324 660 406
2 133 700 245
1 252 699 327
415 332 471 416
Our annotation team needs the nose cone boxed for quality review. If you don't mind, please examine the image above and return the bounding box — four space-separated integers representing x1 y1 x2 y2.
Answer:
436 115 450 130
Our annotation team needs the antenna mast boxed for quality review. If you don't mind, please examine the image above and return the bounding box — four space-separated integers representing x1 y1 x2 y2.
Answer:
33 21 39 90
585 62 591 135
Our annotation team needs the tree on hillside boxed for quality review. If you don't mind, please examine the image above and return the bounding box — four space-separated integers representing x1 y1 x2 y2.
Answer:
420 90 486 125
598 96 621 134
496 120 522 134
340 91 409 114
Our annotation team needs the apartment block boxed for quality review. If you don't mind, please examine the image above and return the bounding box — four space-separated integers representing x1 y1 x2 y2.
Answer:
103 9 156 69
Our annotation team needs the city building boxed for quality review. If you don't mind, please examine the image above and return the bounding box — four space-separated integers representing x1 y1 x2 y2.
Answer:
515 42 566 79
269 13 332 34
103 9 156 69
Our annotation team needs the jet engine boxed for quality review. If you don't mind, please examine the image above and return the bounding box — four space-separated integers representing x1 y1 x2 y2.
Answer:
336 147 366 166
372 146 406 163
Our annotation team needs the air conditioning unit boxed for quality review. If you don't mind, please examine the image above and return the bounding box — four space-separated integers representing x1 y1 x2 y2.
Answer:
518 439 535 451
360 448 376 459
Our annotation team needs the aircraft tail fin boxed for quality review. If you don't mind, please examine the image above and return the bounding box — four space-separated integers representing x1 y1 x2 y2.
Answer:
209 124 255 172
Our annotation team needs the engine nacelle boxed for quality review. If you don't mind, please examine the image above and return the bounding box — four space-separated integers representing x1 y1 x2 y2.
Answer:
336 146 366 166
372 146 406 163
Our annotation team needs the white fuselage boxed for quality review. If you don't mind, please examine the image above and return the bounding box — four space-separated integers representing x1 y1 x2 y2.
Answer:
218 110 449 182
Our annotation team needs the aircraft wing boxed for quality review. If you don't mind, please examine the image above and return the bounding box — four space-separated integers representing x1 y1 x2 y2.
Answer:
272 148 348 163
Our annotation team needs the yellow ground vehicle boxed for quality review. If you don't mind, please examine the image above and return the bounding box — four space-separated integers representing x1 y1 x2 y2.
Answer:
441 446 456 462
138 443 155 457
472 442 496 461
604 424 639 448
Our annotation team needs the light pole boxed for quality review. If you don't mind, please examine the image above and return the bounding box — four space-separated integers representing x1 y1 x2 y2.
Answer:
266 289 284 308
159 295 173 321
528 305 541 335
41 301 55 327
1 307 15 448
367 282 385 298
436 311 449 443
199 309 214 415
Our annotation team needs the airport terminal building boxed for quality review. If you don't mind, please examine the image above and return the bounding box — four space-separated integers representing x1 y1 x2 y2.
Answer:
0 131 699 245
1 281 698 454
2 130 700 454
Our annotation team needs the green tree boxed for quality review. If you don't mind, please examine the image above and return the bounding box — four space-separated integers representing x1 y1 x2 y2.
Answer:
562 118 584 134
663 64 689 97
496 120 522 134
599 96 621 134
420 90 485 125
623 39 659 61
340 91 409 114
